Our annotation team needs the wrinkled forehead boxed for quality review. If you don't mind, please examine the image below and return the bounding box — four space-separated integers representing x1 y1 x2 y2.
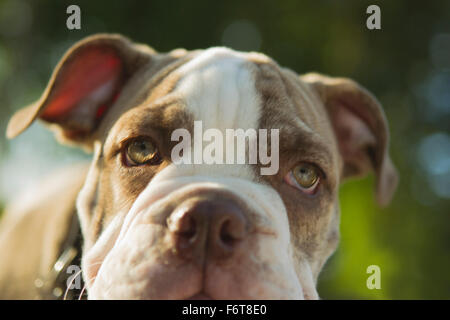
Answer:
105 47 336 157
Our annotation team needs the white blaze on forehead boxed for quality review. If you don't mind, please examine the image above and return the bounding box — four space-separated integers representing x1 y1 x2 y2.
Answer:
171 48 263 178
174 47 261 132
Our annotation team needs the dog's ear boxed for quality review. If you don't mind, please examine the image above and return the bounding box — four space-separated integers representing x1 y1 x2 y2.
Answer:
301 73 398 206
6 34 154 149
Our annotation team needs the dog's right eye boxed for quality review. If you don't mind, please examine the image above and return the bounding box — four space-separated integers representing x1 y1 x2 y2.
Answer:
123 138 161 166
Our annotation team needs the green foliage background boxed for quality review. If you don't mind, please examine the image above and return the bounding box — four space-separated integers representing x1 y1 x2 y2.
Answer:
0 0 449 299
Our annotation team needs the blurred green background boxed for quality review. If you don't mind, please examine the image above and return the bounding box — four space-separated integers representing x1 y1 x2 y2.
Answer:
0 0 449 299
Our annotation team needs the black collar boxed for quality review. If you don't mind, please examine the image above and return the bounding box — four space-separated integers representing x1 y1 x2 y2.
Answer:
35 211 85 300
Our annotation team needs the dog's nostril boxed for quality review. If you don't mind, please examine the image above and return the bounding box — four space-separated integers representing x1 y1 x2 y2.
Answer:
219 219 245 247
219 221 235 246
178 216 197 240
213 208 248 258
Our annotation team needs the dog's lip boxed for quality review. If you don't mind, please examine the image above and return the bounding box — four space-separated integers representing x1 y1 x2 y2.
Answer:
186 292 213 300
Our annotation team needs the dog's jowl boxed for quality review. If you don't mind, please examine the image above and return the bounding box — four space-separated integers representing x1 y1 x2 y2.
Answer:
0 34 398 299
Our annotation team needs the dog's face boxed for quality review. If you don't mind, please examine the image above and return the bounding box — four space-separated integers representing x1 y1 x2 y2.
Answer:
7 34 397 299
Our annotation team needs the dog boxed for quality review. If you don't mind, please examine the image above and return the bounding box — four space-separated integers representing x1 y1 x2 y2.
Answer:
0 34 398 299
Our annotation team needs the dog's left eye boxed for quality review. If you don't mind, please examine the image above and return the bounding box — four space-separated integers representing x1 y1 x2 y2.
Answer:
124 138 161 166
285 162 321 195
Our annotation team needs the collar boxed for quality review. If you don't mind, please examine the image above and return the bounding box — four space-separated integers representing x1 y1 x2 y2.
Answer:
34 211 85 300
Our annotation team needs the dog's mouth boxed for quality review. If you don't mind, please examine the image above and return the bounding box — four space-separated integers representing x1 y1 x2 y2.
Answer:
186 292 213 300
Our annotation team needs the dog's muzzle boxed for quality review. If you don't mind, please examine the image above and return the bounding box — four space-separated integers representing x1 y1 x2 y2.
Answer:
82 169 313 299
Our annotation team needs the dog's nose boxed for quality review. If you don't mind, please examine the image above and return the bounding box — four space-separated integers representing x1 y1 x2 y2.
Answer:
167 198 248 261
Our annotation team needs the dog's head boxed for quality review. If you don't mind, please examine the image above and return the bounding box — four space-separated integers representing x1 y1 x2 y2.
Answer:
7 34 398 299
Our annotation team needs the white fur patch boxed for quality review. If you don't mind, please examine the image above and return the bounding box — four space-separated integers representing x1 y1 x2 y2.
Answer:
172 48 261 179
175 47 260 131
